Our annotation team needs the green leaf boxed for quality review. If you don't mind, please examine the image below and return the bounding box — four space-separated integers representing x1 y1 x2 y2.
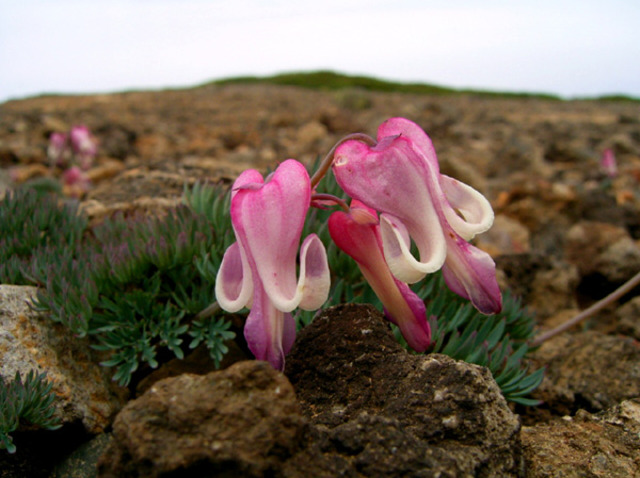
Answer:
0 370 61 454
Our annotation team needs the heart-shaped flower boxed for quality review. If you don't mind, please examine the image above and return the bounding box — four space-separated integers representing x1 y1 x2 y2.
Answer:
216 159 331 370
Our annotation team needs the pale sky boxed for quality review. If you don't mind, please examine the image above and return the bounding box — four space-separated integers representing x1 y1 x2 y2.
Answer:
1 0 639 102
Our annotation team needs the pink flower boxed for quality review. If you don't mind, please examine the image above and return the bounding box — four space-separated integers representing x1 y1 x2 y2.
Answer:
332 117 502 314
69 125 97 169
329 200 431 351
47 132 69 167
215 159 330 370
601 149 617 178
62 165 91 197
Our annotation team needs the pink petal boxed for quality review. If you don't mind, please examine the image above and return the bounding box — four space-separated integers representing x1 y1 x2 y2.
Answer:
328 204 430 351
442 232 502 315
297 234 331 311
232 169 265 196
601 149 617 178
379 118 494 241
333 137 447 279
379 213 435 284
382 278 431 351
231 159 311 312
215 241 253 312
440 175 494 240
243 283 296 371
328 202 380 266
377 117 440 172
69 125 97 162
334 117 501 315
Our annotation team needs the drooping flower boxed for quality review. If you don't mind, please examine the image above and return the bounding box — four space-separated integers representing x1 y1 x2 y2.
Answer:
332 117 502 314
47 132 69 167
69 125 97 169
215 159 331 370
601 148 617 178
62 165 91 197
329 200 431 351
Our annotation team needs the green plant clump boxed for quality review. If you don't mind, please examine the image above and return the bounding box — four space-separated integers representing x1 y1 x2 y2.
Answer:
0 188 87 285
0 370 61 454
0 184 237 387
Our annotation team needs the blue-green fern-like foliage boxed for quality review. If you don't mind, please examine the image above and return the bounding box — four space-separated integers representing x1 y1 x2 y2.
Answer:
37 197 235 386
303 160 543 406
0 370 61 454
0 186 235 387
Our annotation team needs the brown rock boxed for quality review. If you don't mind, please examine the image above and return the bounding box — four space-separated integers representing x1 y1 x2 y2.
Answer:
496 254 579 318
531 331 640 415
491 134 550 178
99 305 525 478
522 400 640 477
7 163 50 183
565 221 640 284
98 361 306 478
93 124 137 160
615 295 640 339
86 168 186 204
85 158 126 183
4 80 640 476
476 214 531 255
296 120 328 149
135 340 249 396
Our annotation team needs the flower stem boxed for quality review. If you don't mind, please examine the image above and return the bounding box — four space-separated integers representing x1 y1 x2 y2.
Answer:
530 270 640 347
311 193 350 212
310 133 376 189
196 301 221 321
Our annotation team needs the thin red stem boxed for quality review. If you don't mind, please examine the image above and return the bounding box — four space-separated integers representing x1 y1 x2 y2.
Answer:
311 193 350 212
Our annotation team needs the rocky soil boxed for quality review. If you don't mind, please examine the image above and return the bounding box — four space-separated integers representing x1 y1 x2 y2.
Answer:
1 84 640 476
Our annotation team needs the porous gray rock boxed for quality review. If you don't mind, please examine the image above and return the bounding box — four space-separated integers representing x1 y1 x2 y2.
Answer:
0 285 126 433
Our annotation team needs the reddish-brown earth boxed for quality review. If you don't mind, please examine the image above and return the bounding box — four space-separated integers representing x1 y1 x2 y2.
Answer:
1 84 640 476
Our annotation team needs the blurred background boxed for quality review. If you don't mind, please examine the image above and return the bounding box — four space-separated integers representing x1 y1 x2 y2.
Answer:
1 0 639 102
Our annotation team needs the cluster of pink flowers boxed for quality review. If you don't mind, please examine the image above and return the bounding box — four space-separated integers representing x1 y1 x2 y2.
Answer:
216 118 502 370
47 125 97 196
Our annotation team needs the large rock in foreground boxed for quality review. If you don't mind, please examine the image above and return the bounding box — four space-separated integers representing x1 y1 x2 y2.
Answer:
285 304 523 477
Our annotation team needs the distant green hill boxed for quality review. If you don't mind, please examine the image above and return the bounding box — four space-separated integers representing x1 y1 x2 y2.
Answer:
205 70 640 102
207 70 563 100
